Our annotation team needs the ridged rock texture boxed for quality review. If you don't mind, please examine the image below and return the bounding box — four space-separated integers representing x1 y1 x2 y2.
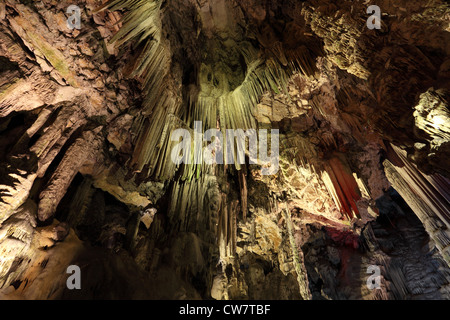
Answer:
0 0 449 299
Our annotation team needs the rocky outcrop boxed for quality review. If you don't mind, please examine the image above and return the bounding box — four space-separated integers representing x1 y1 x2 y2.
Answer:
0 0 449 300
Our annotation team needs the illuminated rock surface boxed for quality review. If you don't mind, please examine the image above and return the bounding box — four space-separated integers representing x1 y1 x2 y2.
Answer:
0 0 449 300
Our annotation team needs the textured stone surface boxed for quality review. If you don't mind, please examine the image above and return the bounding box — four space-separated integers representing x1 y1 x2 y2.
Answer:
0 0 449 300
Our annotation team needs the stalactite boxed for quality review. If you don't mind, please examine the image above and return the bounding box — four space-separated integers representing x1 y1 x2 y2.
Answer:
238 170 248 222
384 143 450 265
101 0 301 180
65 177 95 228
225 200 239 258
0 0 449 301
218 193 228 261
98 0 184 180
0 159 37 224
412 88 450 176
282 206 312 300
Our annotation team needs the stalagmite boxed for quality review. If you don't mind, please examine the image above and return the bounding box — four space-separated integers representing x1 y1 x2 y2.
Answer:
0 0 449 301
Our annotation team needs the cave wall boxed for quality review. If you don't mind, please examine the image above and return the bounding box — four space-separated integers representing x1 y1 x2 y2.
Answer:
0 0 449 299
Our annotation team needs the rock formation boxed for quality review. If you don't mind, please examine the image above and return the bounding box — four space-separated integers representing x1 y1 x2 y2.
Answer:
0 0 449 300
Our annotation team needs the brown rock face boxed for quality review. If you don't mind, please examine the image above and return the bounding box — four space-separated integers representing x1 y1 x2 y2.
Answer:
0 0 449 300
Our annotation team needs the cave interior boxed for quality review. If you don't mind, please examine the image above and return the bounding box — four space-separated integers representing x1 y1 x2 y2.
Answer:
0 0 449 300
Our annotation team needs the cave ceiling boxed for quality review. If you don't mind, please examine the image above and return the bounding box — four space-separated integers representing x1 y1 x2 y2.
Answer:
0 0 449 301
